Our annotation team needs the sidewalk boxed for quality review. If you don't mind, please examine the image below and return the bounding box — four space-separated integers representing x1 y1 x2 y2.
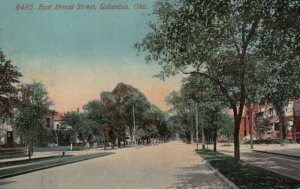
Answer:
0 147 106 163
0 144 148 163
211 143 300 181
216 143 300 158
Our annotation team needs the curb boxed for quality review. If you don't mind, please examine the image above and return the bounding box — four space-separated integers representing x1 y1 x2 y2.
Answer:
205 162 239 189
253 150 300 160
0 152 114 179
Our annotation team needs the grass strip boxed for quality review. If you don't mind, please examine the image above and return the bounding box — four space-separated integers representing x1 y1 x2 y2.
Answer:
196 150 300 189
0 155 73 168
0 152 113 179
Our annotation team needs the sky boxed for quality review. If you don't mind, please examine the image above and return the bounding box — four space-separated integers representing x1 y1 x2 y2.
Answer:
0 0 183 112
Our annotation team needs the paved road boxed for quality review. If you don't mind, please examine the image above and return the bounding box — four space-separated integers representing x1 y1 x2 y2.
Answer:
0 142 228 189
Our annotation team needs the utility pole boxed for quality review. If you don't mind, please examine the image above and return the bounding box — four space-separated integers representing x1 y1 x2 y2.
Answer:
195 102 199 150
133 105 136 147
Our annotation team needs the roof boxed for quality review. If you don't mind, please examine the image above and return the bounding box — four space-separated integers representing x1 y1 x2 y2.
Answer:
54 112 64 121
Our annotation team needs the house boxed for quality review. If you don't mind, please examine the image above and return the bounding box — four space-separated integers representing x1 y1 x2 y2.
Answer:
294 99 300 142
54 112 64 130
0 117 21 147
0 110 57 147
240 99 300 142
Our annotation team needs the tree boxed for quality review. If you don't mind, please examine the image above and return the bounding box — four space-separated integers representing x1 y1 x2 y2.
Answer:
82 100 110 148
83 100 106 124
256 60 300 145
219 115 234 146
0 50 22 117
182 75 228 152
61 111 81 146
254 117 271 140
166 116 184 141
141 104 164 143
136 0 300 159
14 82 52 159
100 91 118 148
76 116 97 145
165 91 195 144
111 83 151 147
62 111 98 146
99 83 157 147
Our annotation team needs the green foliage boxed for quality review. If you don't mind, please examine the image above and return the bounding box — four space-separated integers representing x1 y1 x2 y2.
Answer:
218 114 234 137
243 139 280 145
14 82 52 145
76 117 97 143
0 50 22 117
62 111 97 144
136 0 300 159
60 83 169 146
62 111 80 129
197 150 300 189
107 83 152 144
165 90 195 142
255 117 272 138
83 100 106 124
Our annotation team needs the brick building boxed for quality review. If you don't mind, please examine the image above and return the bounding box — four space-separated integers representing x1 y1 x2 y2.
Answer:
240 100 300 142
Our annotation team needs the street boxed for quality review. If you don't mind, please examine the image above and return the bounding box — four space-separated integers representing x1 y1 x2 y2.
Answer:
0 141 228 189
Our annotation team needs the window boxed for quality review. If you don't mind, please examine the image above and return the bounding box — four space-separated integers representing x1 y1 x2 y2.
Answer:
285 107 293 113
269 108 274 116
274 123 280 131
46 118 50 127
7 131 13 143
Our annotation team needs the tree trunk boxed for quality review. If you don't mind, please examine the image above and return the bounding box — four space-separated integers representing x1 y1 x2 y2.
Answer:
227 134 230 146
130 131 134 145
28 141 33 160
232 106 242 160
201 111 205 150
249 102 254 149
103 133 106 150
213 127 217 153
273 101 286 146
212 111 217 153
123 132 126 148
190 132 194 144
233 121 240 160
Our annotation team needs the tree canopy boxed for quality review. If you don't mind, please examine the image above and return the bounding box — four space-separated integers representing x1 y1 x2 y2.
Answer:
14 82 52 148
0 50 22 117
136 0 300 159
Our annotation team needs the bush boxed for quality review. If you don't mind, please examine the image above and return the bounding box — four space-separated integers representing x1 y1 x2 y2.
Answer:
243 139 280 144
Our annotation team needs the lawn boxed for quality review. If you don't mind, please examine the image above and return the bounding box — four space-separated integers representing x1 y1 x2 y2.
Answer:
0 155 73 168
0 152 114 179
196 150 300 189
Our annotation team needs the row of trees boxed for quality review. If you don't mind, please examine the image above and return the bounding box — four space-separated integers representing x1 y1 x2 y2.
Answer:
1 50 174 150
136 0 300 160
165 75 233 152
62 83 173 149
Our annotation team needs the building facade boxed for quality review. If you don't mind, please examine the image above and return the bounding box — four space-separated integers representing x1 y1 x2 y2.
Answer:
0 110 56 147
240 100 300 142
0 118 21 147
